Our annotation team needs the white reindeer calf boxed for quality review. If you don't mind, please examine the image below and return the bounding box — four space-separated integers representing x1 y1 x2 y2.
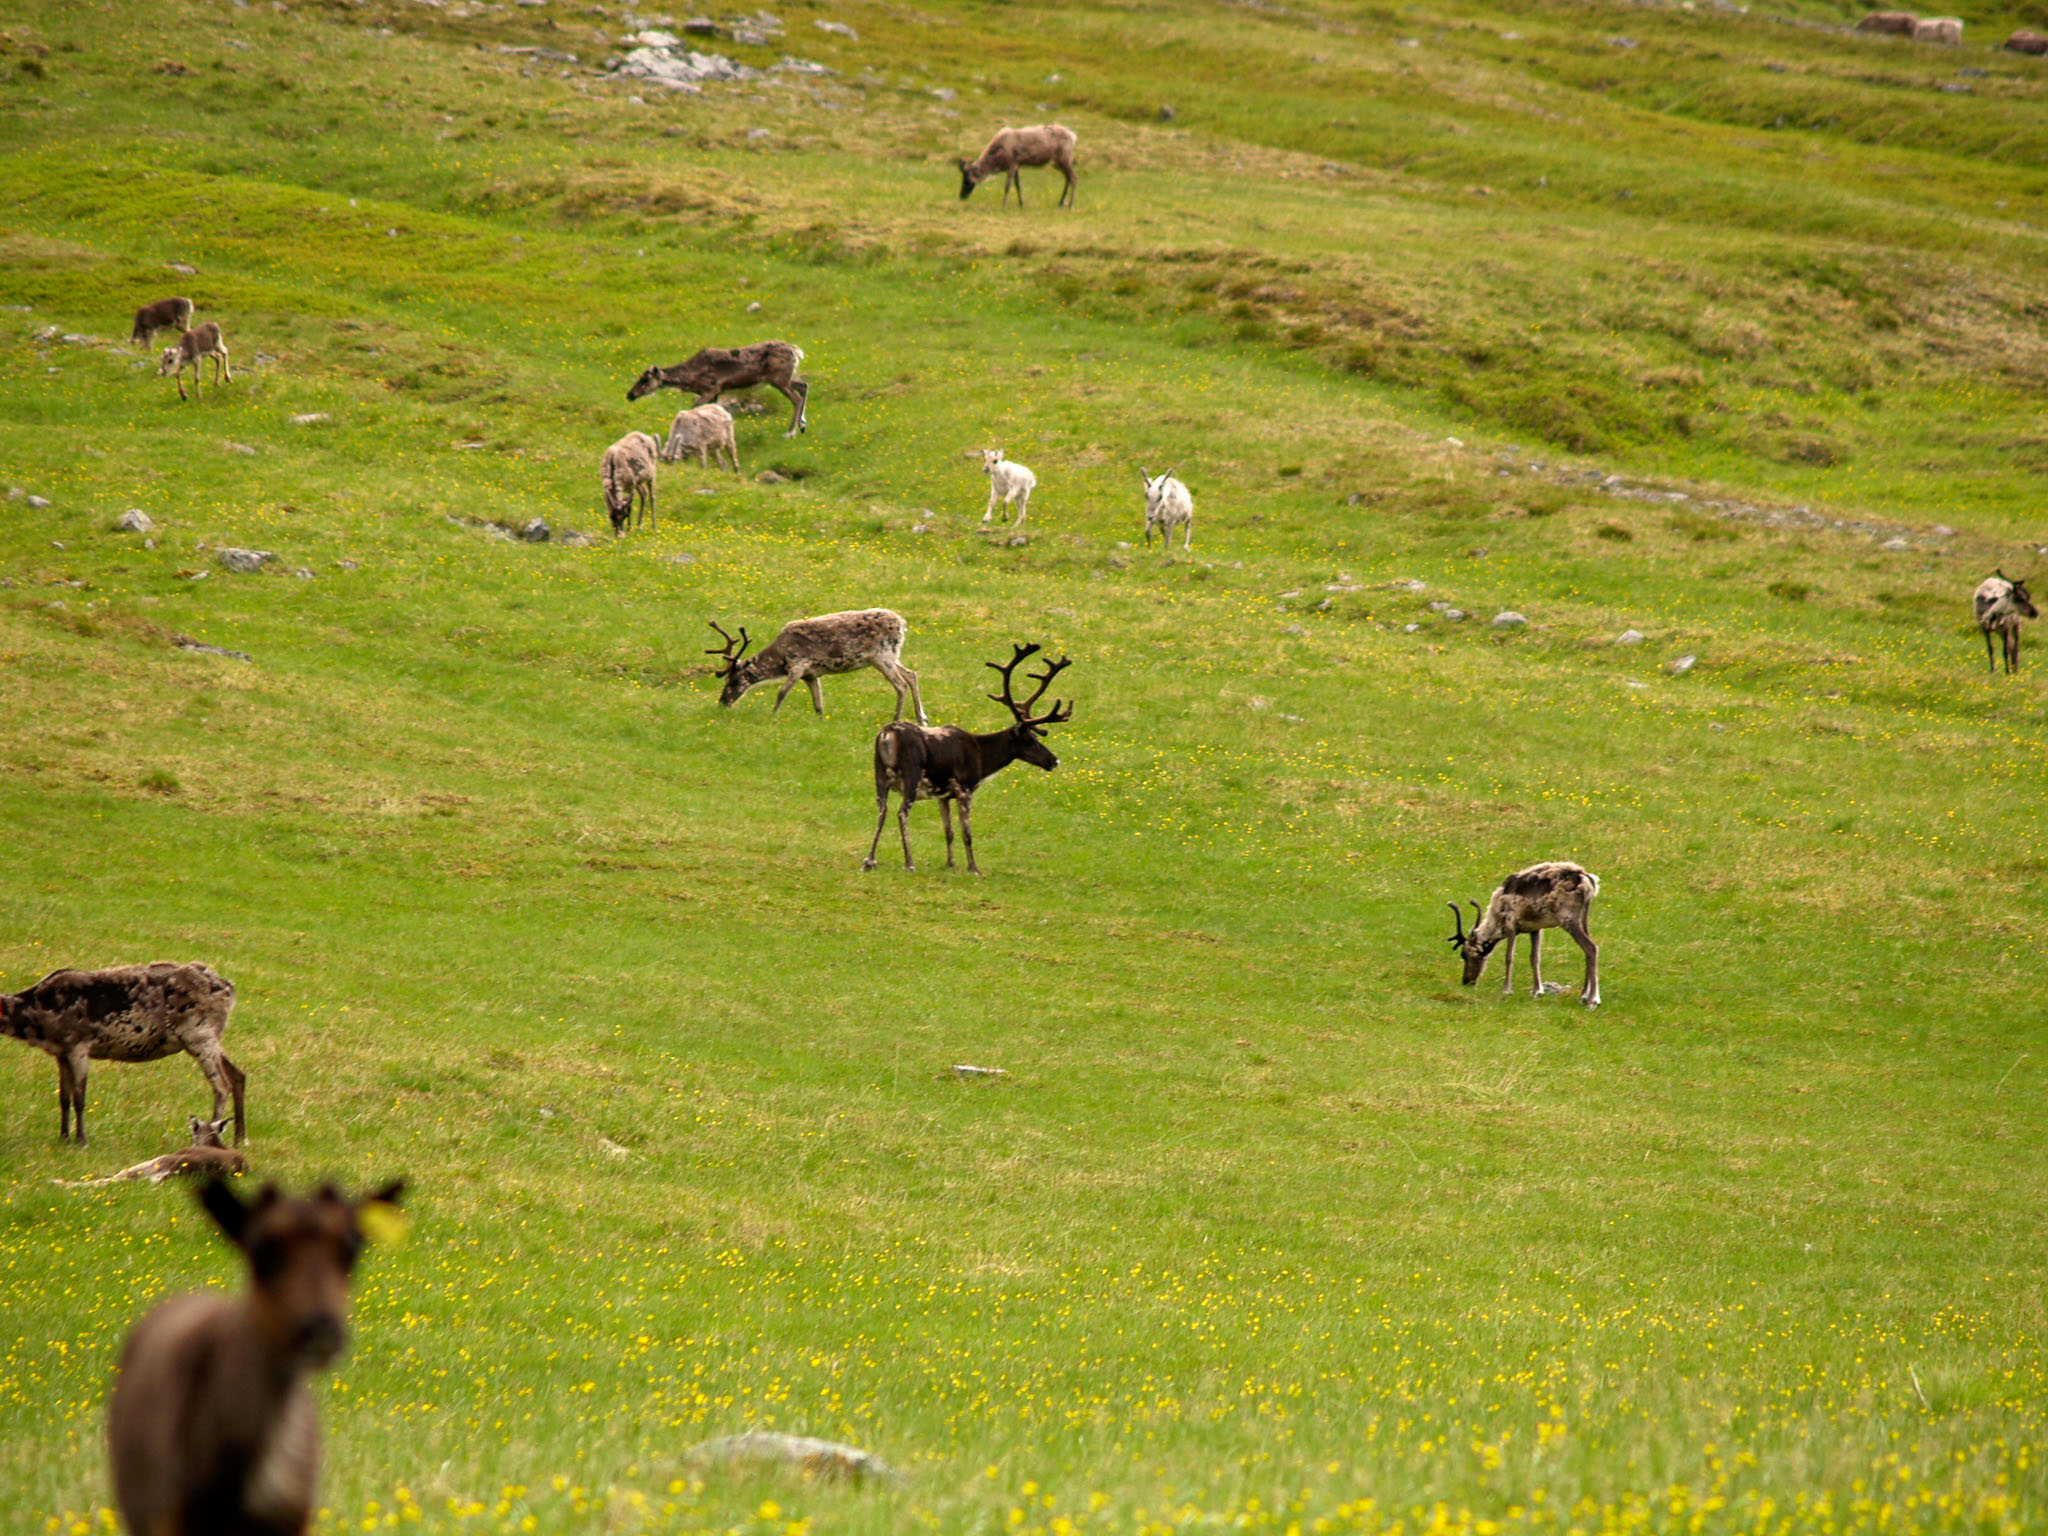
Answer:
1974 570 2037 675
662 403 739 474
1140 467 1194 551
981 450 1036 529
1446 861 1601 1007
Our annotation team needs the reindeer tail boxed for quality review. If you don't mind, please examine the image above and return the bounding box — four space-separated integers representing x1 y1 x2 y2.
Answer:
1584 871 1601 897
788 345 806 371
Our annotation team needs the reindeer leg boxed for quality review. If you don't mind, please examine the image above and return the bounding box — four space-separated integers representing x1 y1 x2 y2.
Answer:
958 791 979 874
56 1052 76 1143
1013 488 1029 529
1499 933 1515 996
789 376 808 434
1567 918 1600 1007
65 1045 91 1146
190 1040 242 1143
1183 517 1194 551
773 669 802 713
939 797 956 868
805 675 825 715
862 782 892 871
1986 629 1998 673
984 483 999 524
1528 930 1544 997
776 380 805 439
897 791 916 872
907 667 927 726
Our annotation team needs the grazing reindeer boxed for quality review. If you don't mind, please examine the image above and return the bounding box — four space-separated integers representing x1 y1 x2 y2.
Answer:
107 1177 406 1536
1974 569 2037 674
1140 467 1194 551
2 962 246 1146
957 124 1079 209
707 610 927 723
131 296 194 348
662 402 740 473
626 341 810 437
982 449 1037 529
862 643 1075 874
601 430 661 534
158 322 232 401
57 1116 247 1188
1446 862 1601 1007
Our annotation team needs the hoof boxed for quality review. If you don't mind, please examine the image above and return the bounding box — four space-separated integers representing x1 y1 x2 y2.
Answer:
860 858 878 871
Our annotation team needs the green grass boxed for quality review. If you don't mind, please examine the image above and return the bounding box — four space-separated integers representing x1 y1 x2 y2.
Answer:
2 0 2046 1533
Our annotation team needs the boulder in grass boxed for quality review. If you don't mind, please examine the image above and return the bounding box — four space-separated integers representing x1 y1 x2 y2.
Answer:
2006 28 2048 52
1912 16 1961 43
1492 611 1527 628
687 1432 901 1485
519 518 551 544
1857 10 1917 32
1670 654 1697 675
116 509 155 534
215 548 276 574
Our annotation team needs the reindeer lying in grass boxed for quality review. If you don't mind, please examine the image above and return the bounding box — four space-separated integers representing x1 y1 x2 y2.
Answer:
1447 862 1602 1007
862 643 1075 874
56 1117 247 1188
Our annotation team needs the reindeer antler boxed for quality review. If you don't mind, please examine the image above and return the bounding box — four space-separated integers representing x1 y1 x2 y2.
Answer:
987 643 1075 729
705 621 751 676
1446 900 1466 945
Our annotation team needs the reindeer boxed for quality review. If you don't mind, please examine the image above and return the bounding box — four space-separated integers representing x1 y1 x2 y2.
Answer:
1140 467 1194 551
158 322 232 401
957 124 1079 209
707 610 927 723
626 341 810 438
56 1117 247 1188
601 430 661 534
2 962 246 1146
1974 569 2037 674
982 449 1037 529
861 643 1075 874
1446 862 1602 1007
107 1177 406 1536
131 296 194 348
662 402 739 473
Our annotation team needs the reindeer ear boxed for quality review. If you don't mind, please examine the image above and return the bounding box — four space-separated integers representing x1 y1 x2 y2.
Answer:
200 1177 265 1244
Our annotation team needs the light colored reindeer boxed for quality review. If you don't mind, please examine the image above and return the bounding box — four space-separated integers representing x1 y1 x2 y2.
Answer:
157 323 231 401
1140 467 1194 551
981 450 1036 529
1446 862 1601 1007
707 609 928 723
662 403 739 473
601 430 660 534
1974 570 2037 674
957 124 1079 209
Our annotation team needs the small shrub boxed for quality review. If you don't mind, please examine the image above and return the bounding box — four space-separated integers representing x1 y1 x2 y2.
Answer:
1767 580 1812 603
1596 523 1633 541
139 768 180 794
1781 435 1841 467
1668 511 1740 543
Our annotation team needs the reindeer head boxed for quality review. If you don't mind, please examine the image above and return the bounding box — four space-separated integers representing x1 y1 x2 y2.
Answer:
957 159 986 200
200 1178 405 1370
987 642 1075 770
1446 900 1498 985
188 1116 230 1149
981 449 1006 477
625 366 665 402
157 345 181 377
706 621 755 705
1998 569 2039 618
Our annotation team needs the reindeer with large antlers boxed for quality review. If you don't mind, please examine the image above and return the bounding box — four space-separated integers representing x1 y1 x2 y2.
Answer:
707 609 927 722
861 643 1075 874
1446 861 1602 1007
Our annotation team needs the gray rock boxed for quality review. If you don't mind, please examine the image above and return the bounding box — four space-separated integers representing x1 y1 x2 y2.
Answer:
173 634 251 662
167 261 198 275
116 509 155 534
1670 654 1697 675
25 494 51 510
560 531 594 548
950 1063 1007 1079
1283 623 1306 636
1442 608 1466 622
290 412 330 426
756 469 786 483
1492 611 1527 628
687 1432 899 1485
519 518 551 543
225 442 258 456
337 558 360 570
814 17 856 37
1881 537 1911 551
1615 628 1645 646
292 568 316 579
215 548 276 573
745 300 762 312
1403 622 1421 633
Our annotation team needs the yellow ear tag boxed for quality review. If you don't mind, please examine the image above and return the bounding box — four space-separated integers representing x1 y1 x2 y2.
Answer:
357 1202 411 1249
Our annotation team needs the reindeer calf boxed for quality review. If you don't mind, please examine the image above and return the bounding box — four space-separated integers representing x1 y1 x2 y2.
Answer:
158 322 231 401
981 450 1036 529
132 296 194 348
602 430 661 534
1446 862 1601 1007
108 1177 405 1536
1974 569 2037 674
1140 468 1194 551
57 1117 247 1188
662 403 739 474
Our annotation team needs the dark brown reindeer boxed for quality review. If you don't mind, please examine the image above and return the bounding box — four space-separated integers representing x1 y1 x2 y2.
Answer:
57 1116 248 1188
957 124 1079 209
1 962 246 1146
626 341 810 438
862 643 1075 874
1974 569 2037 674
107 1177 406 1536
708 610 927 723
131 296 194 348
1446 862 1602 1007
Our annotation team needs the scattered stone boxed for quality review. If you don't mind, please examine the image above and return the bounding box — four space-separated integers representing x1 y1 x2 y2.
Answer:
25 494 52 510
51 541 66 551
1442 608 1466 622
167 261 198 275
687 1432 900 1485
612 44 760 87
560 530 594 548
519 518 551 543
1492 611 1527 628
597 1137 633 1160
1931 524 1953 537
950 1064 1008 1079
1282 623 1306 636
1881 536 1911 550
292 567 315 579
1003 533 1028 547
173 634 251 661
814 17 855 37
290 412 330 426
757 469 786 483
1393 579 1426 592
1443 436 1463 447
5 487 22 500
337 558 360 570
932 86 956 100
746 300 763 312
1615 628 1645 646
1670 654 1697 674
215 548 276 573
225 442 258 456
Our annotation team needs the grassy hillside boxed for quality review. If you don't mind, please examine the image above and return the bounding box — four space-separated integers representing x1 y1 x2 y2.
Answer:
1 0 2045 1533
